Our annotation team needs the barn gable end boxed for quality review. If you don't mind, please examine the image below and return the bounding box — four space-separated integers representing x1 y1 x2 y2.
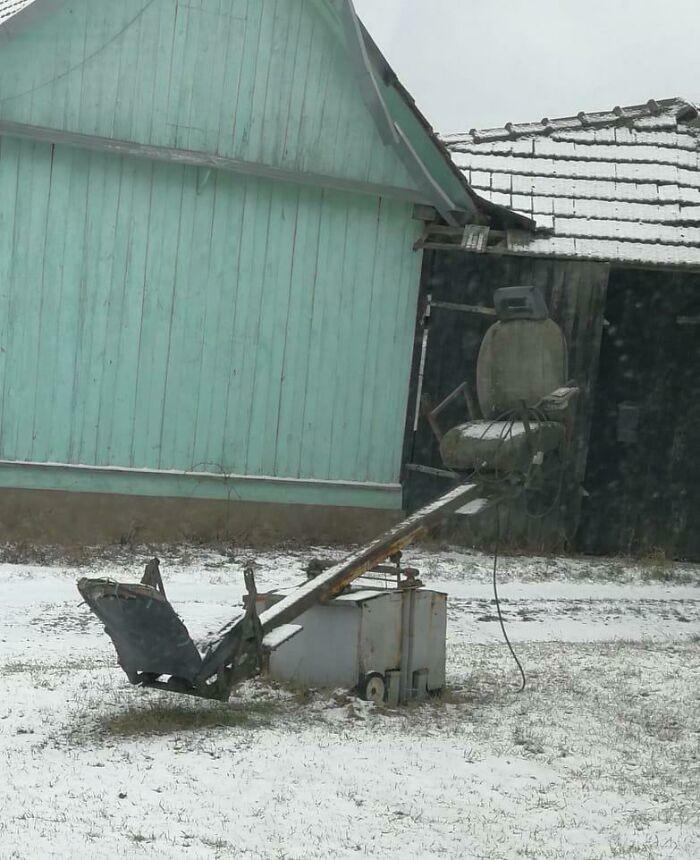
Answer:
0 0 434 199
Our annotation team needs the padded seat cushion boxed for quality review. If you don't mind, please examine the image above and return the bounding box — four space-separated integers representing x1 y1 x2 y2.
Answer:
440 420 564 473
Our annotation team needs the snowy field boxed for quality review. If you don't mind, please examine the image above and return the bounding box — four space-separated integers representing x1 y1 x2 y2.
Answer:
0 545 698 859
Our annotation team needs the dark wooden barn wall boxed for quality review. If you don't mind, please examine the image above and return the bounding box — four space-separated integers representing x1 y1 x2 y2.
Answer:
580 268 700 561
404 250 610 551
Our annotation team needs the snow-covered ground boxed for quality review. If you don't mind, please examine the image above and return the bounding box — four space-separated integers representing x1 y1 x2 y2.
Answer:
0 545 698 859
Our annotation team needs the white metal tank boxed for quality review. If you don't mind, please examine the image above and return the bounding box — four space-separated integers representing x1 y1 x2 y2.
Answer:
258 586 446 705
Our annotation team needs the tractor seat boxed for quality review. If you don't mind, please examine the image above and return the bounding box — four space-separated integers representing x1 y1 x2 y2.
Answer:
440 419 564 473
432 286 577 475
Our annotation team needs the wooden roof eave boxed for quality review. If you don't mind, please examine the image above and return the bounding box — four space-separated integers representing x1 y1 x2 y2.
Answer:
352 12 531 232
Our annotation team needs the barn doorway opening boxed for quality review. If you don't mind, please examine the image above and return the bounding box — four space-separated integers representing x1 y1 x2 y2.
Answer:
579 268 700 561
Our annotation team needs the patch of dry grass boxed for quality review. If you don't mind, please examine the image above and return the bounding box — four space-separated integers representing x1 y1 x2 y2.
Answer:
1 657 109 675
98 701 254 737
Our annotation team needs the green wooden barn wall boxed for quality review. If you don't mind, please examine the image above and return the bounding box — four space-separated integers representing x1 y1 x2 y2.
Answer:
0 136 422 508
0 0 419 194
0 0 440 509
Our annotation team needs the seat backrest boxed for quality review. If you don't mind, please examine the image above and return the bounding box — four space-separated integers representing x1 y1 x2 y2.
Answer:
476 317 568 419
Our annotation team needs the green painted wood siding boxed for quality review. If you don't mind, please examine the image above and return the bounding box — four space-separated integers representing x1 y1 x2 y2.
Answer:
0 0 418 194
0 137 422 486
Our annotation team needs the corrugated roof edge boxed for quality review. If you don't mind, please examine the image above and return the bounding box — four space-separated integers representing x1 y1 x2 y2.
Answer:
443 97 699 145
358 21 534 232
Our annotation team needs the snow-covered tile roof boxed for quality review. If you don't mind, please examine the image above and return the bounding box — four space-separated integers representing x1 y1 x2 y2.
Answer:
443 97 700 268
0 0 33 23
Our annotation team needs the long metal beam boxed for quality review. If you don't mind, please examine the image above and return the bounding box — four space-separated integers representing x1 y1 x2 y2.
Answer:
0 119 431 205
258 481 490 633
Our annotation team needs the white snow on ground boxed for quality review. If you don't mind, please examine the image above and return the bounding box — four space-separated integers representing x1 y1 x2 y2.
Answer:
0 545 698 859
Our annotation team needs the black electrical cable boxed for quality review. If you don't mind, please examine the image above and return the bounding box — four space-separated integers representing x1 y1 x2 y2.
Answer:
492 504 526 693
448 404 565 691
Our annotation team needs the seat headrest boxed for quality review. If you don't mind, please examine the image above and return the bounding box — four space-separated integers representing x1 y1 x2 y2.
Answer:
494 286 549 322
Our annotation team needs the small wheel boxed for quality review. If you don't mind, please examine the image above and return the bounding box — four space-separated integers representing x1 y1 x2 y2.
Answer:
359 672 386 704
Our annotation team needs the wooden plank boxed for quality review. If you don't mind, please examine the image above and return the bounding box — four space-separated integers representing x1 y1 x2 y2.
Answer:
328 193 380 480
259 482 489 631
30 143 65 462
203 170 248 476
230 0 265 159
307 192 348 479
245 0 278 165
214 0 247 155
272 184 324 478
431 300 497 316
384 209 425 480
220 177 269 474
248 183 301 476
46 147 90 463
108 158 155 467
72 150 108 463
278 0 315 174
157 164 200 470
0 138 22 460
367 200 422 483
298 189 334 479
94 156 136 467
328 195 363 479
129 160 185 468
167 167 218 471
127 0 160 147
74 153 123 464
9 141 52 460
0 120 430 205
0 459 404 509
179 0 206 153
355 198 390 482
261 0 301 168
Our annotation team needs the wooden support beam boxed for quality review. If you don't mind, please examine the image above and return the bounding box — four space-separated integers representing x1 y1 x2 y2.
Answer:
394 123 460 226
0 119 432 205
340 0 399 146
412 204 438 222
431 300 496 316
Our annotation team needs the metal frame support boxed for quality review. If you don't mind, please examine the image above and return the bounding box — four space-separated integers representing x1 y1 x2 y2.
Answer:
425 381 480 442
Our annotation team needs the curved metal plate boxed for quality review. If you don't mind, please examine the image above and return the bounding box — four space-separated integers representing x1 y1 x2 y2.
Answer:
77 578 203 683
